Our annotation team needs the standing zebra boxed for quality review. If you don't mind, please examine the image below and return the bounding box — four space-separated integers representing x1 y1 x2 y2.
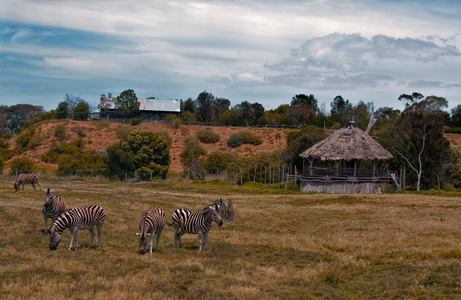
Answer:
49 205 105 251
14 173 40 192
168 204 223 251
42 188 66 233
136 207 165 254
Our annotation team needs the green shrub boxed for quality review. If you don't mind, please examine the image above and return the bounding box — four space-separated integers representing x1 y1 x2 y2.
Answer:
197 128 221 143
205 151 232 172
71 126 86 138
15 128 35 152
57 149 106 176
10 157 35 175
54 124 67 140
115 125 134 142
239 130 262 145
131 118 142 126
227 133 243 148
135 166 152 181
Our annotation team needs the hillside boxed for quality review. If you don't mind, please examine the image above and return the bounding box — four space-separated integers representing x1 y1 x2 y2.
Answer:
4 120 291 174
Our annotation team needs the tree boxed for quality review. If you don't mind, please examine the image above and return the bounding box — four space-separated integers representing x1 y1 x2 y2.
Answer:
450 104 461 127
390 109 452 190
195 91 214 123
398 92 423 110
5 104 44 134
115 89 139 121
72 101 90 121
122 129 170 179
213 98 231 122
182 98 196 114
56 102 70 119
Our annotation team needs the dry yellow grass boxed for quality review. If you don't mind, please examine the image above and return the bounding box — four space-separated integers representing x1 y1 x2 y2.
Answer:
0 175 460 299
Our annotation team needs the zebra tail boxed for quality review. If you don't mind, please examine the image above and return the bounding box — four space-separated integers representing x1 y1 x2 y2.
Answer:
166 222 173 227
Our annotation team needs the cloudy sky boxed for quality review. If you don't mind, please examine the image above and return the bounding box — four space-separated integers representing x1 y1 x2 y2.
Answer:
1 0 460 113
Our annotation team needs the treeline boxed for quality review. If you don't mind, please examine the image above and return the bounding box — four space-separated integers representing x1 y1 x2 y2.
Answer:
2 91 461 191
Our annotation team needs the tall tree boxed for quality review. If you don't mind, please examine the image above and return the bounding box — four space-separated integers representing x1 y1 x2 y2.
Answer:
6 104 44 134
56 102 70 119
195 91 214 123
398 92 424 110
72 101 90 121
389 107 452 190
115 89 139 121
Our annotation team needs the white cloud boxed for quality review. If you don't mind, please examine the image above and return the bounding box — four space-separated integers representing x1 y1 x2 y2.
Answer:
1 0 461 111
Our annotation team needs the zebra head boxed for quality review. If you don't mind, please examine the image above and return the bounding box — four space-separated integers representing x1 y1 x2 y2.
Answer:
136 232 151 255
49 227 62 250
14 182 19 192
209 204 223 227
44 188 54 205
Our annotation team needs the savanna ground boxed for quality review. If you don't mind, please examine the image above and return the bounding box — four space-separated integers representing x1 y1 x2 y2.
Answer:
0 175 460 299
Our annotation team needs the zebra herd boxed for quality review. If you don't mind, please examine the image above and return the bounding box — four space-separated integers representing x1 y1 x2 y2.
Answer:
15 173 226 253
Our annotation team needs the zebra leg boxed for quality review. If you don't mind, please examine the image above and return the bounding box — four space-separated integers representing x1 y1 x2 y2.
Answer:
156 228 163 251
202 231 209 250
173 227 179 247
88 227 95 248
177 230 185 248
44 216 48 233
149 230 155 254
97 224 103 248
198 231 203 251
69 228 79 250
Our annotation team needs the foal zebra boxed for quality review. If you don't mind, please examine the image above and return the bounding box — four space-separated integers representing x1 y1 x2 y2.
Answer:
136 207 165 254
169 204 223 251
42 188 66 233
49 205 105 251
14 173 40 192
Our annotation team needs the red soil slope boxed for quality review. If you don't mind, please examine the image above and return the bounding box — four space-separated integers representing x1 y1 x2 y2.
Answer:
5 120 290 174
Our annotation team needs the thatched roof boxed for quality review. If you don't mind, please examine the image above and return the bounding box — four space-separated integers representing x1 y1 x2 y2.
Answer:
299 124 393 161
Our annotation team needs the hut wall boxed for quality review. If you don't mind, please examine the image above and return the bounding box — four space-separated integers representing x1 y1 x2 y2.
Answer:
300 180 388 194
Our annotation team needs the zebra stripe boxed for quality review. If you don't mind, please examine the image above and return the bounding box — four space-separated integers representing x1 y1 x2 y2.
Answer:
49 205 105 251
14 173 40 192
169 204 223 250
42 188 66 233
137 207 165 254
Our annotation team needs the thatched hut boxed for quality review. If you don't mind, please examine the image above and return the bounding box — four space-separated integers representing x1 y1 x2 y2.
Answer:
298 122 393 193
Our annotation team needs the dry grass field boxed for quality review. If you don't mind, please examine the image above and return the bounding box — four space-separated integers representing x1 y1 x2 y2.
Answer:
0 175 460 299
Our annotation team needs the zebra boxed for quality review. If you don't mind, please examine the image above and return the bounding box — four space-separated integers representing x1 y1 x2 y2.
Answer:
42 188 66 233
49 205 105 251
136 207 165 254
14 173 40 192
168 204 223 251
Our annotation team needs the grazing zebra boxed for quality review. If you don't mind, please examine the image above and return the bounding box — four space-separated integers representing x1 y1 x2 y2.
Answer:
42 188 66 233
168 204 223 251
49 205 105 251
14 173 40 192
136 207 165 254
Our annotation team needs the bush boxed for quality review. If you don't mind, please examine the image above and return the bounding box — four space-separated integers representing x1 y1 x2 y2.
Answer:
227 131 262 147
15 128 35 152
227 133 243 148
239 130 262 145
54 124 67 140
197 128 221 143
10 157 35 175
131 118 141 126
57 150 106 176
205 151 232 173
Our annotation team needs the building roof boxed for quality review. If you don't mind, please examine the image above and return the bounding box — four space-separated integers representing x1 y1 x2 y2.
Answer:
299 123 393 161
138 99 180 112
101 98 181 112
